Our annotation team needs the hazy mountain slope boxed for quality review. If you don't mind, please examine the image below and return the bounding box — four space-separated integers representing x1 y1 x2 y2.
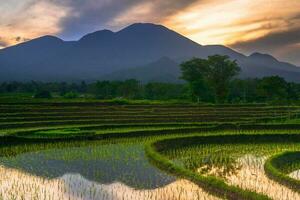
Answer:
43 23 242 75
105 57 181 83
107 54 300 83
0 23 299 82
0 36 75 81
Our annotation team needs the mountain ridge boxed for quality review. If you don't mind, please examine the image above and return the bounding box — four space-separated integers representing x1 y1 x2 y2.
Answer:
0 23 299 82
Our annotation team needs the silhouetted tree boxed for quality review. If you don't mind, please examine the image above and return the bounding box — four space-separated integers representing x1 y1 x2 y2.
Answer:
181 55 240 103
257 76 288 101
144 82 185 100
228 78 259 103
180 58 212 102
206 55 240 102
119 79 140 98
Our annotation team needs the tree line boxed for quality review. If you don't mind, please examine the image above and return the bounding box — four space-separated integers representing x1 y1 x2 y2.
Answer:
0 80 186 100
180 55 300 103
0 55 299 103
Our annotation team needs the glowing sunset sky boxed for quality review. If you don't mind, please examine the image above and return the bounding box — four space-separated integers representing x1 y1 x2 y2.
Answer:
0 0 299 65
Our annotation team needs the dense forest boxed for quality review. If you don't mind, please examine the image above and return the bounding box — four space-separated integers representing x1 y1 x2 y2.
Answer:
1 55 300 104
1 76 299 103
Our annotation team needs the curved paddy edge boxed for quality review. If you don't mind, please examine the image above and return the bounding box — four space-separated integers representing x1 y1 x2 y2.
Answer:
264 151 300 192
145 136 271 200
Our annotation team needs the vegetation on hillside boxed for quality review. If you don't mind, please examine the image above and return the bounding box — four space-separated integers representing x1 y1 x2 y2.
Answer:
1 55 299 104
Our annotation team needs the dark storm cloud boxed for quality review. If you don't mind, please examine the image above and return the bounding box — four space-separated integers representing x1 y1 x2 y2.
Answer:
279 44 300 66
230 27 300 66
292 13 300 20
231 27 300 50
49 0 198 39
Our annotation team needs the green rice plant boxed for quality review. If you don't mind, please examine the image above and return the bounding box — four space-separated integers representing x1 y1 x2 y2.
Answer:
145 140 270 200
28 128 96 139
1 101 300 199
265 151 300 192
147 134 300 199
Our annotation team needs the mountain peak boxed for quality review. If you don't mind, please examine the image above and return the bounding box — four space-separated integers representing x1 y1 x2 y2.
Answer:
117 23 170 34
249 52 278 62
80 30 114 42
2 35 63 51
124 23 166 29
33 35 63 43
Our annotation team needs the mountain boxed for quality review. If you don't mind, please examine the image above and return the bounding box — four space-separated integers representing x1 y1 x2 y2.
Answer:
105 57 181 83
0 23 299 82
0 36 74 81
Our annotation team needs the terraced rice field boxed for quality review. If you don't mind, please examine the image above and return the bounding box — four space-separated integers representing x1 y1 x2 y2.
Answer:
1 102 300 200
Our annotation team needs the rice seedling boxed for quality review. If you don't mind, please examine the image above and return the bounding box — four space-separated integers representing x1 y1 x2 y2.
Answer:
0 137 221 200
157 134 300 199
1 102 300 199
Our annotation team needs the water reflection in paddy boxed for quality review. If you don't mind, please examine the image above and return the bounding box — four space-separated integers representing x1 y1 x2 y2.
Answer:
0 139 219 200
290 169 300 180
165 142 300 200
218 155 300 200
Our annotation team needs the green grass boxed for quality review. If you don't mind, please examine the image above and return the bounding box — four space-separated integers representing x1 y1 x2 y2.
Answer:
31 128 95 138
265 151 300 191
280 118 300 124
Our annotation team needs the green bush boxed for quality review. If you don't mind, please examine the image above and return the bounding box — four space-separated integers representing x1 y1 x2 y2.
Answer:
33 90 52 99
63 91 79 99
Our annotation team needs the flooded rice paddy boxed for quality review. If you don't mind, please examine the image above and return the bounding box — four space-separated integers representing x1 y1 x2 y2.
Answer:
0 139 218 200
1 103 300 199
164 142 300 200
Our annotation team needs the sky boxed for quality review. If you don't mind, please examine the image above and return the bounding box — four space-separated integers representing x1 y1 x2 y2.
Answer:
0 0 299 65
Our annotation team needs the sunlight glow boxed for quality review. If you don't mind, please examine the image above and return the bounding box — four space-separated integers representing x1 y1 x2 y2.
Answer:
0 1 69 47
163 0 300 45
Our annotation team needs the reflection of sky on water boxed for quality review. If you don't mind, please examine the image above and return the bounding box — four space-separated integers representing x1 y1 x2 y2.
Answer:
290 169 300 180
199 155 300 200
0 166 219 200
0 143 174 189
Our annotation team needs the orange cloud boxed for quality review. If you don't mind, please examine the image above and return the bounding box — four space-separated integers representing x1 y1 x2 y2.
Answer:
109 0 198 29
0 1 69 47
163 0 300 46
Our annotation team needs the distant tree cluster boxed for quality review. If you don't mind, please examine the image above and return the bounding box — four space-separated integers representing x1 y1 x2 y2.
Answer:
180 55 300 104
0 80 185 100
181 55 240 103
228 76 300 103
0 55 299 103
